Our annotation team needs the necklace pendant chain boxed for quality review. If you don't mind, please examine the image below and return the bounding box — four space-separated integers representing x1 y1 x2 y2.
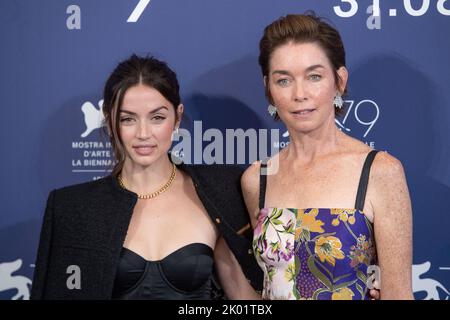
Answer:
118 163 177 199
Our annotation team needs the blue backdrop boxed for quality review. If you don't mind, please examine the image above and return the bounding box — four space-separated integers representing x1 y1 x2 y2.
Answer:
1 0 449 300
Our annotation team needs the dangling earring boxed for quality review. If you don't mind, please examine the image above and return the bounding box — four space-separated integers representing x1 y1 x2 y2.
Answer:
333 94 344 109
171 127 179 141
268 104 277 117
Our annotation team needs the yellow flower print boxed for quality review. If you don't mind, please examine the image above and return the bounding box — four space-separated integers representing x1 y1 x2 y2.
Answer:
349 234 374 268
284 263 296 282
332 287 355 300
362 241 369 250
358 255 366 263
330 209 357 226
348 216 356 224
296 209 325 234
315 236 345 266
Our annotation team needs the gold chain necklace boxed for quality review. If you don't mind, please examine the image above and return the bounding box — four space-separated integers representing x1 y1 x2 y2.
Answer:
118 163 177 199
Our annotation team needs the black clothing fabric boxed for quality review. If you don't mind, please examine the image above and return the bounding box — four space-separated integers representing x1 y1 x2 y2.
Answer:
30 163 263 299
112 243 213 299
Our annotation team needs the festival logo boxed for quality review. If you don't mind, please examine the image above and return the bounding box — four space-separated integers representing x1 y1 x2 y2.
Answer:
71 99 113 180
0 259 32 300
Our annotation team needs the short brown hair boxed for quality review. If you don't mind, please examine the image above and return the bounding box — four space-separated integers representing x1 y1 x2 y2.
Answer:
259 13 347 117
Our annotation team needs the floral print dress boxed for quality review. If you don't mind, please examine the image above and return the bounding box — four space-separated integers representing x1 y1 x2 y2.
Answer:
253 207 376 300
253 150 379 300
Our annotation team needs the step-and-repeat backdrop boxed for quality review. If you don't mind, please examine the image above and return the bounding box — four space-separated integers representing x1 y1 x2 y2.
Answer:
1 0 449 300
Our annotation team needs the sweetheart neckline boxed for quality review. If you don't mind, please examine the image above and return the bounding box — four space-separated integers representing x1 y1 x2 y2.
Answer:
122 242 213 263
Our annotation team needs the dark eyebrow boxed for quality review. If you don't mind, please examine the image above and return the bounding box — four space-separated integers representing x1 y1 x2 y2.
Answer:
271 64 325 76
120 106 169 115
305 64 325 72
271 70 291 76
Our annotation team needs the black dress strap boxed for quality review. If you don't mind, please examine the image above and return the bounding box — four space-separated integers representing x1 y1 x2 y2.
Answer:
259 160 268 210
354 150 380 211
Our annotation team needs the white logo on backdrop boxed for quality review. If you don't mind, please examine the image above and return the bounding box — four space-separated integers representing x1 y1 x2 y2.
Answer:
278 99 379 149
413 261 450 300
128 0 152 23
334 1 450 30
335 99 380 138
72 99 112 179
0 259 32 300
81 99 105 138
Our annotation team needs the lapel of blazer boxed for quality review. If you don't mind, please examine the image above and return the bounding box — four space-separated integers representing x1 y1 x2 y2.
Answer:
177 163 232 236
100 175 138 298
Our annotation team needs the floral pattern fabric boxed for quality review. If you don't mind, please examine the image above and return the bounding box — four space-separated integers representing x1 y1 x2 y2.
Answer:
253 207 377 300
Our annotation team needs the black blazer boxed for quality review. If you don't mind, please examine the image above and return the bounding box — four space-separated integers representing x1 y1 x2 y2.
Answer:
30 163 263 299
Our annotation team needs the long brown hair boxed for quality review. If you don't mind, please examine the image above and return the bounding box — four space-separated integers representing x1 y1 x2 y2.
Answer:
102 54 181 176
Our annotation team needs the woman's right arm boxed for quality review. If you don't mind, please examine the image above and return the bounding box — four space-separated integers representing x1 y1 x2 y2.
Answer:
214 236 261 300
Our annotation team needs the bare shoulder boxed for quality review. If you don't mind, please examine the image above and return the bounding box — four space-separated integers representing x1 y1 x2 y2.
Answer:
241 160 263 226
241 160 261 194
369 151 411 216
371 151 406 183
241 153 279 194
